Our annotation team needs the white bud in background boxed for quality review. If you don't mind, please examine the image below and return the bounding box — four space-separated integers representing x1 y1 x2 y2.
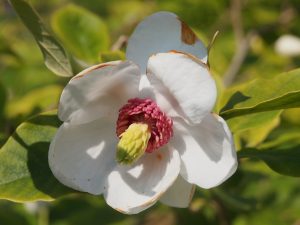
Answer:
275 34 300 56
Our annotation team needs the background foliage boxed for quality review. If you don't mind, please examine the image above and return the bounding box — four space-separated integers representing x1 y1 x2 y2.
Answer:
1 0 300 224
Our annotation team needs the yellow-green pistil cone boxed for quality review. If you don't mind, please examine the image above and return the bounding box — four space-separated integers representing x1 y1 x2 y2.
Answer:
116 123 151 165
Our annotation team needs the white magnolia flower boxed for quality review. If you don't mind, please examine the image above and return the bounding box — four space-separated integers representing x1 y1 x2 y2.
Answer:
49 11 237 214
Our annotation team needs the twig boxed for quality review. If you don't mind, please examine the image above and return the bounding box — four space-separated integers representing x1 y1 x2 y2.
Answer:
223 1 296 86
223 0 248 86
111 35 128 51
211 198 231 225
223 31 256 86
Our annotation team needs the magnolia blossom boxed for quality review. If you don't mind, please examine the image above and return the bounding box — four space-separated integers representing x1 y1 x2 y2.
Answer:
49 11 237 214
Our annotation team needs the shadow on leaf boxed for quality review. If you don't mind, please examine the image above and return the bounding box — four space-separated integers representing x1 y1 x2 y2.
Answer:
12 132 76 199
221 91 251 112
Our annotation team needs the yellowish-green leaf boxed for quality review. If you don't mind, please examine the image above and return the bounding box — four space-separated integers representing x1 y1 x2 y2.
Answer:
9 0 73 77
228 111 281 133
99 50 125 62
6 85 62 119
220 68 300 119
51 4 110 62
237 115 280 147
219 82 282 136
282 108 300 125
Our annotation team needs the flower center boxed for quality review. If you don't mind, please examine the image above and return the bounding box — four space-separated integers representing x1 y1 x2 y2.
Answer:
116 98 173 164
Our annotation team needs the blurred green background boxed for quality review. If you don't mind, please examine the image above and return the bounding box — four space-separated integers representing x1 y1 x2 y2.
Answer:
1 0 300 224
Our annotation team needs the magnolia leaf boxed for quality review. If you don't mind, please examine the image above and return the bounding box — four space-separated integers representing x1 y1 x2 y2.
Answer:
0 111 77 202
5 85 62 119
238 145 300 177
220 68 300 119
227 111 281 133
237 114 280 147
51 4 110 62
282 108 300 125
9 0 73 77
259 130 300 149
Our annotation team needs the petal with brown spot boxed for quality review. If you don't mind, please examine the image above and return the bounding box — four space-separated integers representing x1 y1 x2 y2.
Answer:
180 20 197 45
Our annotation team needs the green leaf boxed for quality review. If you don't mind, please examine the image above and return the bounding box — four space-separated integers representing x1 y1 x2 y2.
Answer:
5 85 62 119
227 111 281 133
282 108 300 125
239 145 300 177
220 68 300 119
259 129 300 149
51 4 110 62
9 0 73 77
99 51 125 62
230 111 281 149
0 111 77 202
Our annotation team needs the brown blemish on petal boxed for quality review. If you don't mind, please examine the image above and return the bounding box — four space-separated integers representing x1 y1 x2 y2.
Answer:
180 20 197 45
72 62 117 80
169 50 209 70
156 153 163 161
139 190 166 208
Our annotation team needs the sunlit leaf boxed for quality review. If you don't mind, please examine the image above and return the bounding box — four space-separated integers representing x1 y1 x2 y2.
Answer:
259 129 300 149
219 82 282 146
237 114 280 147
0 111 77 202
51 4 110 62
282 108 300 125
227 111 281 133
220 69 300 119
9 0 73 77
99 51 125 62
5 85 62 119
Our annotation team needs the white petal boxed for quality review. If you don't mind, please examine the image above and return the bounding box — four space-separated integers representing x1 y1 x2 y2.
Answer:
58 61 141 125
126 11 207 72
172 114 237 189
104 147 180 214
147 52 217 124
49 118 117 195
160 175 195 208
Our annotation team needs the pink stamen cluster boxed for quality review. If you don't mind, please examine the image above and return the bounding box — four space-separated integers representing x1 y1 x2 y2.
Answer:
116 98 173 153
